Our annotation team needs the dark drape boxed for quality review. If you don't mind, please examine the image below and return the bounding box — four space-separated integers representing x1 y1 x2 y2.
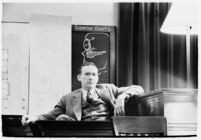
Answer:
117 3 198 92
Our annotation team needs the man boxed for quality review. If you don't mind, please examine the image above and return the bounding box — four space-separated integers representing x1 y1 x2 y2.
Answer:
22 62 144 125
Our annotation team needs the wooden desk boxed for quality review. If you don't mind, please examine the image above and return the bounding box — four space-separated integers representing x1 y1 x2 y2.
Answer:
125 88 198 136
2 115 32 137
29 120 114 137
2 115 114 137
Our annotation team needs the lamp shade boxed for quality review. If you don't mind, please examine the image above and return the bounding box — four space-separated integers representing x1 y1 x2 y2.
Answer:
160 1 198 35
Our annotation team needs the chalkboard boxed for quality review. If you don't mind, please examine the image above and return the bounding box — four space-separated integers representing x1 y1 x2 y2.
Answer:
72 25 116 91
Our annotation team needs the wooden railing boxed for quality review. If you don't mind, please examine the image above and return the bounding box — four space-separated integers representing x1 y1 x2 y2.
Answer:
126 88 198 136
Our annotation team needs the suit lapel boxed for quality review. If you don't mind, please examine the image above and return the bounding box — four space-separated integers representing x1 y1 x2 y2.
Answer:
95 88 115 108
72 89 82 121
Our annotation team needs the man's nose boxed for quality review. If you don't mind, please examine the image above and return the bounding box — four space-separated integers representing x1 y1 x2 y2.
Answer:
88 74 94 79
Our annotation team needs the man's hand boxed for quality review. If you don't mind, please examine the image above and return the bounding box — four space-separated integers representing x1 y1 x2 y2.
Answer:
114 95 128 116
21 115 38 126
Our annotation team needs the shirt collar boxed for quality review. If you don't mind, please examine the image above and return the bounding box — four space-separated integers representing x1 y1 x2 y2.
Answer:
81 89 87 96
81 88 95 95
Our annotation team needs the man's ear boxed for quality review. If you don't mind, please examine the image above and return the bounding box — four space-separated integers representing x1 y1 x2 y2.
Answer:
77 75 81 82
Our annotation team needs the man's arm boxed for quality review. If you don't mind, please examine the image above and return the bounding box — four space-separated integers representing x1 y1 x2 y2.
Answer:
109 84 144 116
36 95 67 120
36 105 66 120
116 85 144 98
21 95 66 126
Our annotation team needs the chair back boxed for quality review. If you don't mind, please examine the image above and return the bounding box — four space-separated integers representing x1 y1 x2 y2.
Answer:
112 116 167 136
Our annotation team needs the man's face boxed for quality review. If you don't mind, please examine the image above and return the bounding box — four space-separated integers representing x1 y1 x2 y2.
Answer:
77 65 99 90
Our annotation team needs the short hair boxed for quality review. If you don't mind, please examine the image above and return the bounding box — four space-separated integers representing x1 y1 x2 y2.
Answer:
77 62 98 74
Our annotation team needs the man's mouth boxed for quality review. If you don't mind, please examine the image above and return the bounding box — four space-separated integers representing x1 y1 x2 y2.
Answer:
88 81 96 85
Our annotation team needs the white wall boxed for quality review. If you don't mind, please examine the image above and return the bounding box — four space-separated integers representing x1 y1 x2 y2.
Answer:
2 23 30 114
2 3 118 115
2 3 118 26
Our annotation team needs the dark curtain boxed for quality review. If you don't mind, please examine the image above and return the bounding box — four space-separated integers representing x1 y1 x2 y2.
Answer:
117 3 198 92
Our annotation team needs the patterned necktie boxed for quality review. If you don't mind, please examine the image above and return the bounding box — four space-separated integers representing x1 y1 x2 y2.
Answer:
86 90 93 104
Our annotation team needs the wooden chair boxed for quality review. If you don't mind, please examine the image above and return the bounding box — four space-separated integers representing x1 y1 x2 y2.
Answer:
112 116 167 136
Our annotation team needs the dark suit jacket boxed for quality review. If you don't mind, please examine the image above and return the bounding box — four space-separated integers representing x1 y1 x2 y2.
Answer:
37 84 144 121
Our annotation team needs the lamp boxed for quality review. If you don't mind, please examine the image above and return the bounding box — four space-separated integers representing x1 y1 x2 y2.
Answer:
160 0 198 87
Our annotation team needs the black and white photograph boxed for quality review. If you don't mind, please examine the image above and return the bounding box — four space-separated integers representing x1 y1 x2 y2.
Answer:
1 0 200 138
